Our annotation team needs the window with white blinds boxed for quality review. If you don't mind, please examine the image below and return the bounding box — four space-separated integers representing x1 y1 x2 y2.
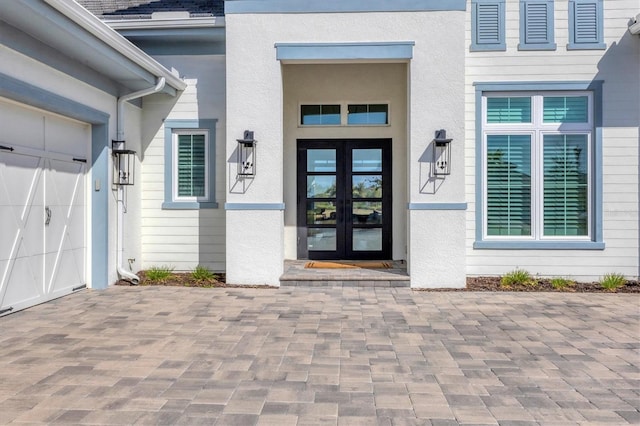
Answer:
483 92 592 240
173 130 209 201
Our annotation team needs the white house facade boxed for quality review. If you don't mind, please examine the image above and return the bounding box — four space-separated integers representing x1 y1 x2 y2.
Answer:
0 0 638 312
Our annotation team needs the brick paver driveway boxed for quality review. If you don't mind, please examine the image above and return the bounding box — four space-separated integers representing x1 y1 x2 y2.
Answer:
0 286 638 425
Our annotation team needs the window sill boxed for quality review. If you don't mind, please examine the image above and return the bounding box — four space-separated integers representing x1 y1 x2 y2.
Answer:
474 240 605 250
518 43 557 51
162 201 219 210
470 44 507 52
567 42 606 50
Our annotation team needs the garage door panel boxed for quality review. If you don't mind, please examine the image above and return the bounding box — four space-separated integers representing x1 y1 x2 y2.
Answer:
46 248 82 295
67 206 86 249
0 207 20 261
0 100 45 151
45 116 90 158
1 252 44 311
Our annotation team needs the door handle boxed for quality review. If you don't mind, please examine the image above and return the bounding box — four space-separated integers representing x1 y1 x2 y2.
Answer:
45 206 51 226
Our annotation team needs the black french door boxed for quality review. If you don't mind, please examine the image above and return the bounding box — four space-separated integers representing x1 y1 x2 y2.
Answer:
297 139 392 260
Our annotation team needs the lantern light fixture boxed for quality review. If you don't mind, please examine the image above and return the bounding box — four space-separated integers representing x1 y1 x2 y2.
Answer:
112 140 136 185
433 129 452 176
237 130 256 177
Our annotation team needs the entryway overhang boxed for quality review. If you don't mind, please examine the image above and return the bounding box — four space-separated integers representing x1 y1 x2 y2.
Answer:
275 41 414 63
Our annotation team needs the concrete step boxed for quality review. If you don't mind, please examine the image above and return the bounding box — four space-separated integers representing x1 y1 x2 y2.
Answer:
280 279 410 287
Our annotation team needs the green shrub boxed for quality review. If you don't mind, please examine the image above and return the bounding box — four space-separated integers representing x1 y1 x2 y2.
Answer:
501 268 536 287
145 265 174 282
550 277 575 290
599 273 626 290
191 265 216 281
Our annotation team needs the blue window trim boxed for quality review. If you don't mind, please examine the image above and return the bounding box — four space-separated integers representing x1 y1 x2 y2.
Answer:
407 203 468 210
568 0 606 50
0 72 111 289
473 81 604 250
471 0 506 52
225 203 286 210
276 42 414 61
518 0 557 51
162 119 218 210
226 0 466 14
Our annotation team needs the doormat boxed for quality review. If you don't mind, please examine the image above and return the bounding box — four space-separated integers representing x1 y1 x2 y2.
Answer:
304 261 393 269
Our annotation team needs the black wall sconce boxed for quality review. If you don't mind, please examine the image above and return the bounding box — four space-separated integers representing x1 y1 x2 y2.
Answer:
433 129 452 176
237 130 256 177
112 140 136 185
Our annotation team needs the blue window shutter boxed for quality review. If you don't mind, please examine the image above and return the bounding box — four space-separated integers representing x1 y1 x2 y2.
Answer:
568 0 606 50
471 0 506 51
519 0 556 50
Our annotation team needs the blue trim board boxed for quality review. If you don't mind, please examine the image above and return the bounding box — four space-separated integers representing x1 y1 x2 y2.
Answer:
0 72 111 289
226 0 466 14
276 42 414 61
408 203 467 210
473 80 605 250
474 241 605 250
225 203 286 210
118 27 226 56
162 119 219 210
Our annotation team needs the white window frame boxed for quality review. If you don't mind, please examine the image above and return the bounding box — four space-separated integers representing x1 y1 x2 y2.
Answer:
172 129 210 203
482 91 593 242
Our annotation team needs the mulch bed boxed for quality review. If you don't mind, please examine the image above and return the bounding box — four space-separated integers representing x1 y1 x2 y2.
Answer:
115 272 276 289
116 271 640 293
462 276 640 293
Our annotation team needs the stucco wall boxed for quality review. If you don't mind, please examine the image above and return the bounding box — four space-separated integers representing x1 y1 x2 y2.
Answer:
464 0 640 280
226 10 466 286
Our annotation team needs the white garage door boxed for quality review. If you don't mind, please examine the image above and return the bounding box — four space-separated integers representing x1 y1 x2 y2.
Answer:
0 100 88 315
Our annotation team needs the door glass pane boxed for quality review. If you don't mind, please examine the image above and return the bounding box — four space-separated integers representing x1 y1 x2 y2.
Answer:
352 228 382 251
307 149 336 172
307 175 336 198
307 201 337 225
308 228 336 251
352 202 382 224
352 175 382 198
486 134 532 236
352 149 382 172
543 134 588 236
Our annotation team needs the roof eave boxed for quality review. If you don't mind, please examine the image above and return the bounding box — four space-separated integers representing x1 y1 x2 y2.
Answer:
43 0 187 92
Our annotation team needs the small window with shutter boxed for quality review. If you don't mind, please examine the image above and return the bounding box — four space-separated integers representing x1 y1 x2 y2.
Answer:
471 0 506 51
518 0 556 50
568 0 606 50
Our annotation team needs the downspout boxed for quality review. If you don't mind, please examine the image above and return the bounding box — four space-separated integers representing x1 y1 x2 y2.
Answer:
116 77 166 284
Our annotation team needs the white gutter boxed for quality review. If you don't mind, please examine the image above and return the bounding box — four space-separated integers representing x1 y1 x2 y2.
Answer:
42 0 186 92
115 77 166 284
630 14 640 35
107 17 225 30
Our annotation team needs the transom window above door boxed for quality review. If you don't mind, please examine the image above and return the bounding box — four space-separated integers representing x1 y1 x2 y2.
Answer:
300 103 389 127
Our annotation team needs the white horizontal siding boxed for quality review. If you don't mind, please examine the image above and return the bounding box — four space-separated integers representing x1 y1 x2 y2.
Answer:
464 0 640 280
140 55 227 272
